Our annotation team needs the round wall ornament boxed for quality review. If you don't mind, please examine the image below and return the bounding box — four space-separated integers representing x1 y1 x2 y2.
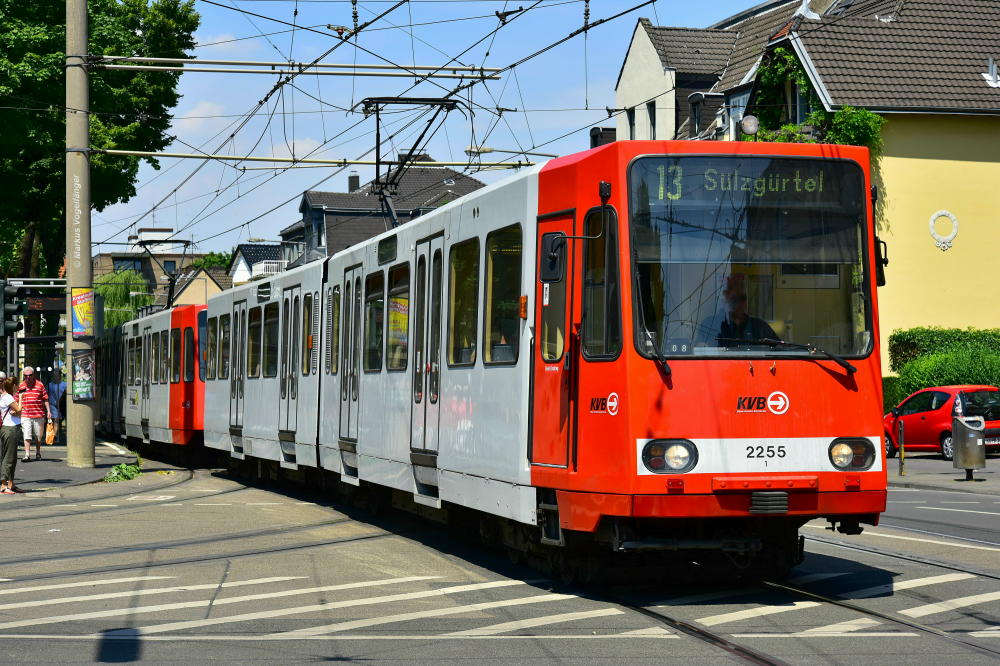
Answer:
929 210 958 251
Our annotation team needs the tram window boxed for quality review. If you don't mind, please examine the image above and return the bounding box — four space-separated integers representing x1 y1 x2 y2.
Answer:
484 225 521 365
262 302 279 377
161 331 169 384
302 292 313 376
151 332 160 384
328 286 340 374
197 311 207 382
247 306 262 378
184 327 195 382
206 317 218 380
134 338 142 385
386 264 409 371
219 314 231 379
126 339 133 385
582 208 622 359
363 272 385 372
170 328 181 383
430 250 442 402
448 238 479 366
312 290 320 374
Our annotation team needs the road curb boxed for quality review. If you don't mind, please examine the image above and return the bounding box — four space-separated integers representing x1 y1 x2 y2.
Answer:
888 479 999 496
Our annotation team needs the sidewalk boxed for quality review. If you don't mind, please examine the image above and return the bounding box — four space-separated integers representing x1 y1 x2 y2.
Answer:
886 452 1000 496
10 440 137 492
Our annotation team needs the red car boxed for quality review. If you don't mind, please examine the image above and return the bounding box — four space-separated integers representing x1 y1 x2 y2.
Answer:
883 385 1000 459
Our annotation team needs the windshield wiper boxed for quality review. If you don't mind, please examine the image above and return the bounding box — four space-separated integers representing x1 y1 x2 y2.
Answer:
718 337 857 374
643 330 671 375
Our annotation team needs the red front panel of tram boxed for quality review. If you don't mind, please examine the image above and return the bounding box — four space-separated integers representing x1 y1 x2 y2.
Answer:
529 141 886 529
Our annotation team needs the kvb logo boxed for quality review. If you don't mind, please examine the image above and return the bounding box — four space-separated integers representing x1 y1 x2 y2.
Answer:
736 391 790 415
589 392 620 415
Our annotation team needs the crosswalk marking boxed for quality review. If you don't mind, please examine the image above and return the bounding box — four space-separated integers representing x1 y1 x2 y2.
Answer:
2 576 174 595
900 591 1000 618
617 626 673 636
448 608 622 636
0 632 673 642
697 601 821 626
797 618 882 635
806 525 1000 552
130 579 531 635
0 576 305 611
0 575 438 631
282 593 576 637
733 631 920 639
843 573 974 599
652 573 848 609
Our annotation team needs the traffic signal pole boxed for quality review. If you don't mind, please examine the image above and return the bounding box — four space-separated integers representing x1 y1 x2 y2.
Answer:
65 0 95 468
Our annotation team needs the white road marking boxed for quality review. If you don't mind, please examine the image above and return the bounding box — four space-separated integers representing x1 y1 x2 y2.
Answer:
247 502 283 506
843 573 974 599
132 579 529 635
940 501 980 504
888 501 923 504
617 626 673 636
194 503 232 506
797 618 882 635
806 525 1000 552
0 633 673 641
900 591 1000 618
918 506 1000 517
101 442 128 455
651 573 847 609
1 576 305 611
447 608 623 636
285 593 577 637
971 630 1000 638
0 575 437 631
90 504 118 507
52 504 79 507
734 631 919 638
2 576 174 595
697 601 821 626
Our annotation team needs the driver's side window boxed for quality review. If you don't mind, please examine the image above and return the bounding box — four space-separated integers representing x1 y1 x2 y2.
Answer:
900 392 932 415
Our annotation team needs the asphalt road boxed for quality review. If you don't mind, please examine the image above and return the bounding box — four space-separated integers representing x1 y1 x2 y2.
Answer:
1 464 998 664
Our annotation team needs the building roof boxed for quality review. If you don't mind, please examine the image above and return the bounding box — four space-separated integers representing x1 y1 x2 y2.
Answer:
789 0 1000 113
713 0 802 92
229 243 281 272
638 19 737 76
206 267 233 291
152 267 228 306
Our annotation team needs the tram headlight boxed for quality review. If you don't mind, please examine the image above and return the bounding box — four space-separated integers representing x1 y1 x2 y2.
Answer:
642 439 697 474
828 438 875 471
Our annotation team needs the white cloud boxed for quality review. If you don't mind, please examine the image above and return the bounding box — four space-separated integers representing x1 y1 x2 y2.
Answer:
269 137 322 161
172 100 227 136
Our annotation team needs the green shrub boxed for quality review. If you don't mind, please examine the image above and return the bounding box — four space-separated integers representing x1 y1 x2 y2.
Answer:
888 327 1000 373
104 463 142 483
896 349 1000 399
882 375 906 412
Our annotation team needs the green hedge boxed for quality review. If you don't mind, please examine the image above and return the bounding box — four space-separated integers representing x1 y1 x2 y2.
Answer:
888 327 1000 373
882 376 906 412
895 349 1000 399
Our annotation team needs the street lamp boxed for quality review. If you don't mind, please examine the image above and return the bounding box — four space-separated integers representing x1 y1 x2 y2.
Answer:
465 145 558 159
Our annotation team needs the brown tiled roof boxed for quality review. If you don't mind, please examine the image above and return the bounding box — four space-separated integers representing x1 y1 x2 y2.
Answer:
713 0 802 92
206 267 232 290
639 18 737 76
792 0 1000 112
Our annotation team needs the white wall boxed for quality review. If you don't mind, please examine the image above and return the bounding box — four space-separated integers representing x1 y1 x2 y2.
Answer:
615 24 676 141
229 254 251 285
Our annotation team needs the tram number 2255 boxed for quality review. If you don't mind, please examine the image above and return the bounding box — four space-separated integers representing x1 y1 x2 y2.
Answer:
746 445 787 459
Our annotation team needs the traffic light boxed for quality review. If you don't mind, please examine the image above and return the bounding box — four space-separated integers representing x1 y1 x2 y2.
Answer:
0 280 27 338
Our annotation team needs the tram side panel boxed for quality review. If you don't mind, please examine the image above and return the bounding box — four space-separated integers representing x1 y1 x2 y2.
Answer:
204 289 235 453
291 264 325 468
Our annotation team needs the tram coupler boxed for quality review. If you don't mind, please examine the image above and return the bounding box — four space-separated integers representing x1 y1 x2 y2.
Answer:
826 518 863 535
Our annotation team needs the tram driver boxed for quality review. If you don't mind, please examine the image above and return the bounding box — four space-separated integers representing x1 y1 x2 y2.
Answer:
696 274 778 348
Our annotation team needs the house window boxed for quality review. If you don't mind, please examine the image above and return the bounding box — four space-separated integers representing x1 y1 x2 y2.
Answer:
626 107 636 140
164 260 176 275
315 213 326 248
727 89 751 138
113 258 143 272
647 102 656 139
792 83 810 124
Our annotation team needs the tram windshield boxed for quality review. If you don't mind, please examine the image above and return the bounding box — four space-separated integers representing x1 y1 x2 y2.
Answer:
629 155 872 359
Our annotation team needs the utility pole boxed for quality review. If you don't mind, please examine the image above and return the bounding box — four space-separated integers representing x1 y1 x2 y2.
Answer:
65 0 95 468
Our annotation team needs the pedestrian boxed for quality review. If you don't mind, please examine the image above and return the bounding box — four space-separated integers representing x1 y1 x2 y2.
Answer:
48 370 67 446
18 367 50 462
1 377 23 494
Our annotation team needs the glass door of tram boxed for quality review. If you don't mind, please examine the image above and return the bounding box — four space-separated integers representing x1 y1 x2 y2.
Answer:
230 300 247 430
279 286 301 434
410 236 444 454
140 326 151 426
339 266 363 442
531 212 577 468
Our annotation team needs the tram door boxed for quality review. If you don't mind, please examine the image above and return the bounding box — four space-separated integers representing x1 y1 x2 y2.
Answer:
339 266 363 442
230 300 247 429
140 326 151 424
279 287 301 434
410 236 444 453
531 212 577 467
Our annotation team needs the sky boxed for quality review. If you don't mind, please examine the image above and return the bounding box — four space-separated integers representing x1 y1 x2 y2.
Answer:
94 0 755 255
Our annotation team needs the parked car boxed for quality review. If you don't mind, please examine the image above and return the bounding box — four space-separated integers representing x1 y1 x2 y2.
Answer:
883 385 1000 459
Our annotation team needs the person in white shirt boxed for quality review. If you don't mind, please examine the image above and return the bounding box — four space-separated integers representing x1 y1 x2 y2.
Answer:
0 377 24 494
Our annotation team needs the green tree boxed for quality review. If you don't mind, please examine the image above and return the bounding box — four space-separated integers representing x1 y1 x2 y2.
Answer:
189 250 233 271
0 0 199 281
95 269 153 328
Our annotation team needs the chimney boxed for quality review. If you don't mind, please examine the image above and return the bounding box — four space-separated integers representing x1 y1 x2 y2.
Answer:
348 171 360 192
589 127 616 148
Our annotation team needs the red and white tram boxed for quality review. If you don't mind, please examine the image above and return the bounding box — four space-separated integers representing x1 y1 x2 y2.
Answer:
101 140 887 577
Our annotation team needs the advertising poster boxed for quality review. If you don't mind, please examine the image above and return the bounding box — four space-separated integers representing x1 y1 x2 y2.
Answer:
71 287 95 338
71 348 95 401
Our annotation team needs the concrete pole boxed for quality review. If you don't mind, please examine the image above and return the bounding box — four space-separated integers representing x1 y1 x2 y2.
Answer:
65 0 95 468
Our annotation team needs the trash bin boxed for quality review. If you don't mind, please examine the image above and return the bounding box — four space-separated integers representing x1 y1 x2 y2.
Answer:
952 416 986 477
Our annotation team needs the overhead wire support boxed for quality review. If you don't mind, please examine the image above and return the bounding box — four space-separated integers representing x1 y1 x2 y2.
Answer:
92 55 501 75
95 64 499 80
94 149 532 169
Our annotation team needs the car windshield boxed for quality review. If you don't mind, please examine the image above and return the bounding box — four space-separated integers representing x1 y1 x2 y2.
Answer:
629 156 872 358
963 390 1000 420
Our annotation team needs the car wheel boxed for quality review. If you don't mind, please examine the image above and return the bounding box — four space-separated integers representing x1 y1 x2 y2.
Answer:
940 432 954 461
884 434 897 459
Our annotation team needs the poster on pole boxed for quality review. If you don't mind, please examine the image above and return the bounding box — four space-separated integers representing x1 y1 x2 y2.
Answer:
71 348 95 401
71 288 95 338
